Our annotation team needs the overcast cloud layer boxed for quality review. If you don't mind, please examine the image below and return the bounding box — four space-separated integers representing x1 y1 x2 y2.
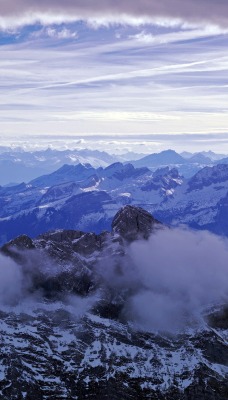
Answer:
1 0 228 27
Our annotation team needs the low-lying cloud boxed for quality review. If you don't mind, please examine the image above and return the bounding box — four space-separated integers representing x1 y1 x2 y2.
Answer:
0 254 23 304
98 227 228 332
1 1 228 28
0 226 227 332
124 228 228 331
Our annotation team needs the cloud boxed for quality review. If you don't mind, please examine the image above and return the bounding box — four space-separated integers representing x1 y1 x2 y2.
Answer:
0 226 227 333
0 254 23 304
32 26 78 39
1 1 228 28
0 249 98 318
99 227 228 332
54 111 180 122
129 25 228 45
1 10 228 147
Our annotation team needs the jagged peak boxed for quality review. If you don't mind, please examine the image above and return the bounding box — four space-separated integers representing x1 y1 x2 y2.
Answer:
58 162 93 172
1 234 35 261
2 234 34 251
111 205 161 241
188 163 228 190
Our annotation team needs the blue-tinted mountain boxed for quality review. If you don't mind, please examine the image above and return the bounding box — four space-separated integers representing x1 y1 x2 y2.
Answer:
1 161 228 242
188 153 213 164
0 162 182 244
30 163 97 187
1 147 227 186
132 149 186 168
0 148 118 185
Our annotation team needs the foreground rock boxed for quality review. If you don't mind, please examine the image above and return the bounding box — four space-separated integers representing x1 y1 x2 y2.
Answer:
0 206 227 400
112 205 161 241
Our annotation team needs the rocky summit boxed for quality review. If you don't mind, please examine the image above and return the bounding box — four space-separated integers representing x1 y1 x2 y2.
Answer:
0 206 227 400
112 205 161 241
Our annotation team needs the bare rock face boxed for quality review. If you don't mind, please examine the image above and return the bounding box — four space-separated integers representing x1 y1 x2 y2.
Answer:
0 206 227 400
112 205 161 241
1 234 35 263
207 307 228 329
2 234 35 252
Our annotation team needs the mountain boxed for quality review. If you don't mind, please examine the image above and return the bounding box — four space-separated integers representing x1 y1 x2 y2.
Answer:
154 164 228 235
0 148 118 185
180 151 193 159
132 150 226 178
0 163 183 244
199 151 226 161
117 151 146 161
0 159 48 186
0 190 116 243
0 148 226 186
181 151 226 161
132 149 186 168
218 157 228 165
0 205 227 400
30 163 97 187
112 204 161 241
2 161 228 242
188 153 213 164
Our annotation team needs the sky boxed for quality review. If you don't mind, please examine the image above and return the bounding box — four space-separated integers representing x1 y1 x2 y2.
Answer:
0 0 228 153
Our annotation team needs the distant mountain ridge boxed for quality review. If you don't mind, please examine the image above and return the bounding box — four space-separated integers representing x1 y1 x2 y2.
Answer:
0 147 227 185
0 148 118 185
1 160 228 241
132 149 186 167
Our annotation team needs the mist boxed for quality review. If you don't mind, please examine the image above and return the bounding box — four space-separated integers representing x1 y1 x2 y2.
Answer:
0 254 23 305
0 226 227 332
122 227 228 331
97 227 228 331
0 249 98 318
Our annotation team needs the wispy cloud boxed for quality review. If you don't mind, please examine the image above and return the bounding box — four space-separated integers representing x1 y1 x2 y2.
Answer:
129 25 228 45
53 111 180 122
31 26 78 40
0 17 228 152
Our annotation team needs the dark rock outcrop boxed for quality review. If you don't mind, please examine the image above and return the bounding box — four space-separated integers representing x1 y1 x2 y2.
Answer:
112 205 161 241
0 206 227 400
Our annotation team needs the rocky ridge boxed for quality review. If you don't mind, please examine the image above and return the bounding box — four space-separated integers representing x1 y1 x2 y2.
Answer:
0 206 227 399
2 161 228 243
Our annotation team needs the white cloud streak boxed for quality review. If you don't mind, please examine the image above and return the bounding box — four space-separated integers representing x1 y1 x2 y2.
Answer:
32 27 78 39
0 12 228 150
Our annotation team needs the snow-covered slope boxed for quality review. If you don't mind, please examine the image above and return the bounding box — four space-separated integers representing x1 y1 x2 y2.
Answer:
0 206 227 400
154 164 228 235
0 163 182 243
1 162 228 242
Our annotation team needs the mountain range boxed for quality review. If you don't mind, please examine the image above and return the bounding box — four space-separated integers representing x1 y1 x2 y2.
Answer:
1 147 228 185
1 159 228 243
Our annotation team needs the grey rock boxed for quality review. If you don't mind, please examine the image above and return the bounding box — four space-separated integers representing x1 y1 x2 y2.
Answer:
112 205 161 241
0 206 227 399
